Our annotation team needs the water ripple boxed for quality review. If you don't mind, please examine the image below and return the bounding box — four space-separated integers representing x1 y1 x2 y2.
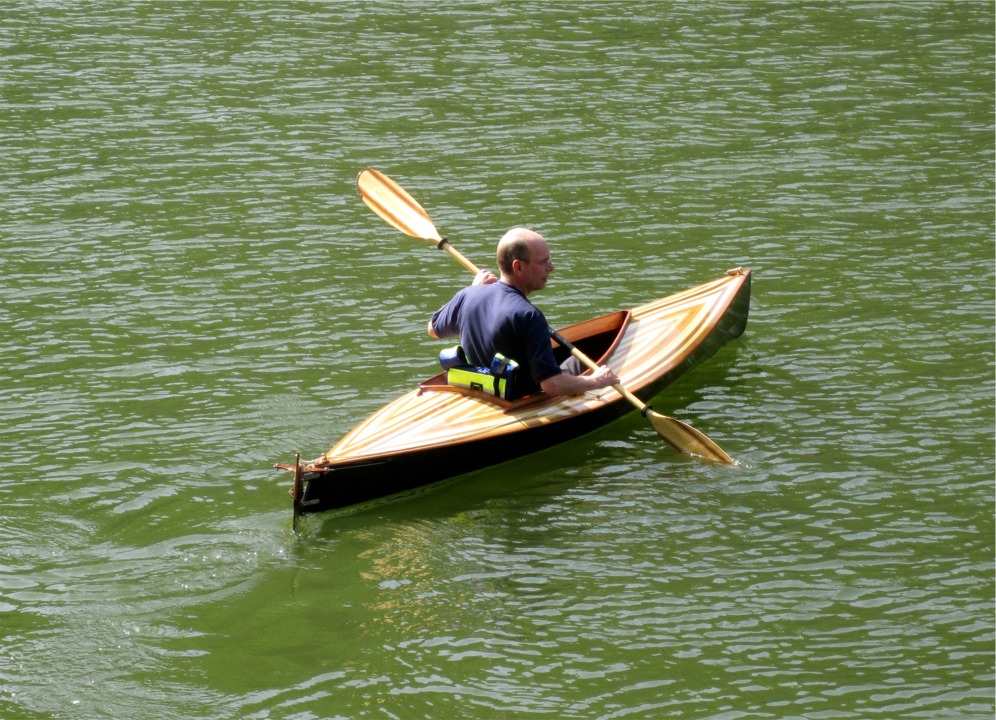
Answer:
1 1 992 719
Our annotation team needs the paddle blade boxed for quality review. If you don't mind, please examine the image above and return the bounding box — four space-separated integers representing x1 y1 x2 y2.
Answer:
357 168 443 243
647 410 735 464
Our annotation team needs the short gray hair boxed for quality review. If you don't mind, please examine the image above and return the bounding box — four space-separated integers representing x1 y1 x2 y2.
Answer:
497 227 542 275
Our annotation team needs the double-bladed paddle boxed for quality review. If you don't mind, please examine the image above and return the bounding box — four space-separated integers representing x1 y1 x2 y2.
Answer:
356 167 734 464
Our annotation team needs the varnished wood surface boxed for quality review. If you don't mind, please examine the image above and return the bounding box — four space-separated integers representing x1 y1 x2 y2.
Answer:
305 271 750 469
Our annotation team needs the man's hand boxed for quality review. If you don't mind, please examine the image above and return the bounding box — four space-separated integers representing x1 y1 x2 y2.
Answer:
540 365 620 397
472 269 498 285
588 365 620 388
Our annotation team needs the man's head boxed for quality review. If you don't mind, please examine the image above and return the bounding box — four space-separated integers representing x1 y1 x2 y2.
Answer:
497 227 554 296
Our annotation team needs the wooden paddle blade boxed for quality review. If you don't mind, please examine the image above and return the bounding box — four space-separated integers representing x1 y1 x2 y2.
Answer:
647 410 735 464
357 168 443 243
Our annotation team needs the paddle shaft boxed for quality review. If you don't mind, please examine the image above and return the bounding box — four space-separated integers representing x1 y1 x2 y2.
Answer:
438 239 481 275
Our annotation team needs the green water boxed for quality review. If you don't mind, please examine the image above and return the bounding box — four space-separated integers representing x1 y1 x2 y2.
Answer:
2 2 993 718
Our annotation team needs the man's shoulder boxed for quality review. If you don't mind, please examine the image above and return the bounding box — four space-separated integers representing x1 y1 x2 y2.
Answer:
458 282 546 324
464 281 526 304
497 284 544 314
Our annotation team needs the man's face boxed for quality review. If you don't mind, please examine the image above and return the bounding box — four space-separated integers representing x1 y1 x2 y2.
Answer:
518 238 555 294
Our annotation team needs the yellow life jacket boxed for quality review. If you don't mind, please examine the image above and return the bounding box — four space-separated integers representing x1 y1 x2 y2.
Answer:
439 346 519 400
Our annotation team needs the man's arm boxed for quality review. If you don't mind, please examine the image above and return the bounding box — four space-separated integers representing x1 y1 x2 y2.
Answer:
428 269 497 339
539 365 619 396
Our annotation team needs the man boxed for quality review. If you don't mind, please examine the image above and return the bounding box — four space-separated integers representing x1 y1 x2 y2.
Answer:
428 227 619 399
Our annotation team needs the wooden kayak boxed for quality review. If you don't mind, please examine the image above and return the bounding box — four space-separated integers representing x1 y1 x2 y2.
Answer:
277 268 751 516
